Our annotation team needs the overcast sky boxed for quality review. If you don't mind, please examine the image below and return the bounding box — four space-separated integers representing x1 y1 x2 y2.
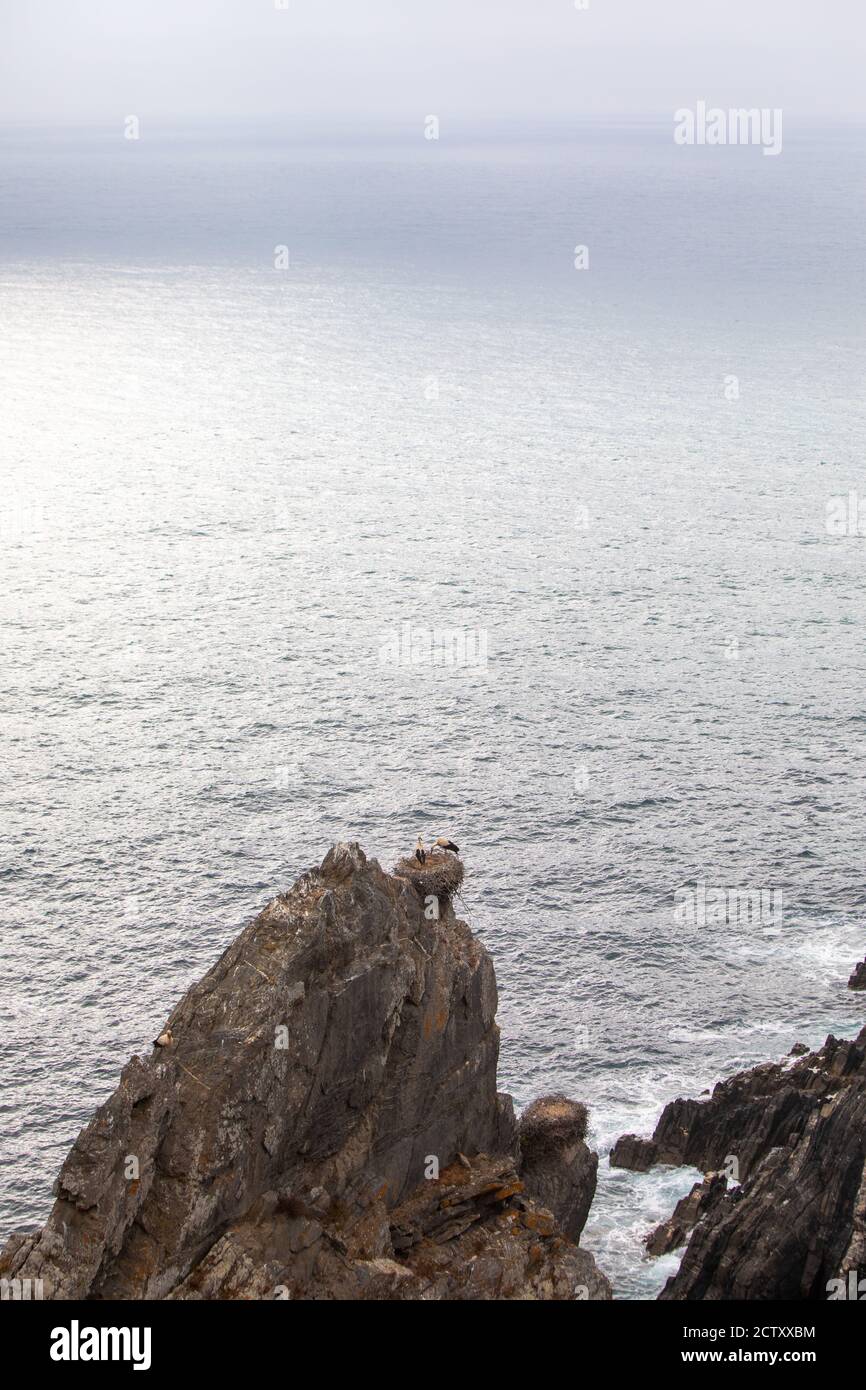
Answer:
1 0 864 126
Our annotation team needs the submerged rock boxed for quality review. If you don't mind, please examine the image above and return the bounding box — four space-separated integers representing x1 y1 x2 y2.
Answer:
0 842 609 1301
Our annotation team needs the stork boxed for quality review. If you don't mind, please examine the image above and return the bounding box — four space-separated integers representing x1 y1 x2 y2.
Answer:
432 836 459 855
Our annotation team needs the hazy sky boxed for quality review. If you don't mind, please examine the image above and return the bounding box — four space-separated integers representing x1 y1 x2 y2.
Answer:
1 0 864 126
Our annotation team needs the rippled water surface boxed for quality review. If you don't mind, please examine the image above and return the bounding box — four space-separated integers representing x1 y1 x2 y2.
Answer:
1 122 865 1297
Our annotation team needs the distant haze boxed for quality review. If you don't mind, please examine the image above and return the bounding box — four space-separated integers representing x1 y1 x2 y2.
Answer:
1 0 864 126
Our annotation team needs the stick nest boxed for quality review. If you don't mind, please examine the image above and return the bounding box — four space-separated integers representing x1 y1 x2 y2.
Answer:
393 853 464 902
519 1093 589 1155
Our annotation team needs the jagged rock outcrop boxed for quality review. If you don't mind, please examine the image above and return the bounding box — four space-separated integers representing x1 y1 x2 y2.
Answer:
612 1028 866 1299
612 1030 866 1183
161 1151 609 1301
1 842 609 1301
849 958 866 991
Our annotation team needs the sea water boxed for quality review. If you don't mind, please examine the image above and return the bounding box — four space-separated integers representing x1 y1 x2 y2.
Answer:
1 120 865 1297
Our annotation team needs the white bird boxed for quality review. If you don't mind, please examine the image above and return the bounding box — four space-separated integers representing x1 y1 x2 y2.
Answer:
414 836 427 865
153 1027 174 1049
432 836 459 855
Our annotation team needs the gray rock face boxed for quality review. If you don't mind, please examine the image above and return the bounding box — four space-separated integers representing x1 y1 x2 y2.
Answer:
1 843 609 1301
613 1031 866 1186
612 1028 866 1300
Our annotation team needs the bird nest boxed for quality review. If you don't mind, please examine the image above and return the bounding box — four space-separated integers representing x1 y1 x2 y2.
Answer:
392 853 464 902
519 1094 588 1154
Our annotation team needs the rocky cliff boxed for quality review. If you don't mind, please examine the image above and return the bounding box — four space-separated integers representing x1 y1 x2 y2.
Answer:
1 843 609 1301
612 1026 866 1300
